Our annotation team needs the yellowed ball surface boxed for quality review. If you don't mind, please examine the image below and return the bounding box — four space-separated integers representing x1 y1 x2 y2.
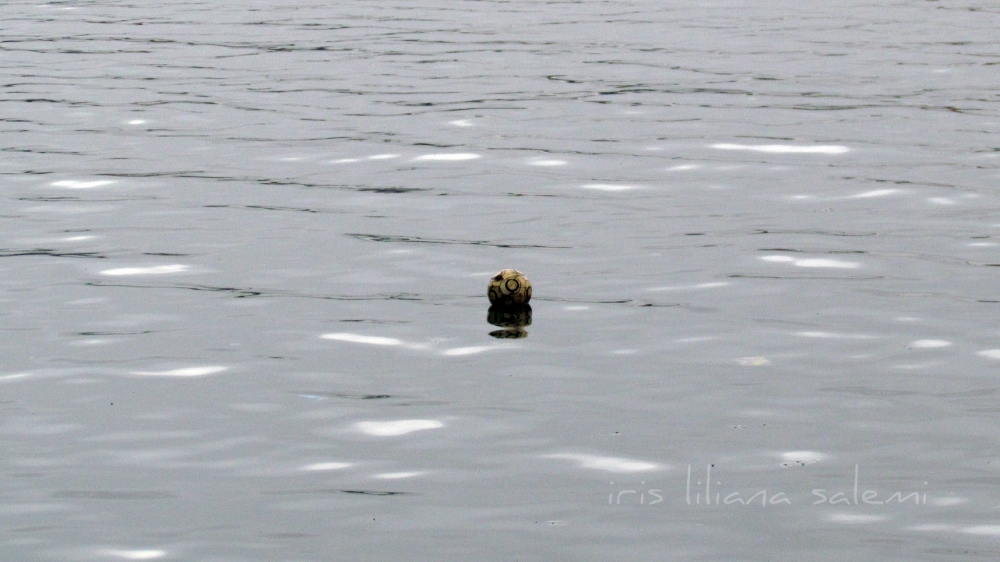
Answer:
487 269 532 306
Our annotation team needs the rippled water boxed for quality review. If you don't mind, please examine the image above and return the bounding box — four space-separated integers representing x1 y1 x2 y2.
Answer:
3 1 1000 560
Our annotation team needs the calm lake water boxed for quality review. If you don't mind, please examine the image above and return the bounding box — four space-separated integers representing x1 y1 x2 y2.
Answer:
2 1 1000 560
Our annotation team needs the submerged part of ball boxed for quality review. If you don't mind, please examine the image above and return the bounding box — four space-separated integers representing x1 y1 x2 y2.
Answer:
487 304 532 328
487 269 532 306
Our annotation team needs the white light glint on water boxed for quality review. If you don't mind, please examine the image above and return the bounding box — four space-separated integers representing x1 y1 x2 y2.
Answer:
131 366 229 377
300 462 352 471
98 550 167 560
779 451 826 465
909 340 952 348
441 345 497 356
737 356 771 366
795 259 861 268
910 524 958 532
795 331 875 339
543 453 663 473
962 525 1000 536
647 281 729 292
355 420 444 436
51 180 116 189
321 333 403 346
373 471 425 479
581 184 639 191
829 513 886 523
712 143 850 154
849 189 900 198
761 255 860 269
929 496 968 506
413 153 481 161
100 265 190 276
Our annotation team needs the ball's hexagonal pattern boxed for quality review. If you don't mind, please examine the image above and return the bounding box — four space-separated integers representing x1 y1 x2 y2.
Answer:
487 269 532 306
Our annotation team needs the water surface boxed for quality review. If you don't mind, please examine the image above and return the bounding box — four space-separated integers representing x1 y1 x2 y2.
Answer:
2 1 1000 560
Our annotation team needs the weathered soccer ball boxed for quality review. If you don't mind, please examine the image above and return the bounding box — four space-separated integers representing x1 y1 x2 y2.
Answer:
487 269 532 306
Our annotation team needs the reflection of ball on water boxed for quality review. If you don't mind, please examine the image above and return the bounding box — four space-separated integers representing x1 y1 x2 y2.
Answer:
487 269 532 306
489 328 528 339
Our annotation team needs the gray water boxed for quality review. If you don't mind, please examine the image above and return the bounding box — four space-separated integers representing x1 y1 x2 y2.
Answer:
2 1 1000 560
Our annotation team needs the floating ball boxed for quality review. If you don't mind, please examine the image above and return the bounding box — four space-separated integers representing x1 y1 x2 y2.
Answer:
487 269 532 306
